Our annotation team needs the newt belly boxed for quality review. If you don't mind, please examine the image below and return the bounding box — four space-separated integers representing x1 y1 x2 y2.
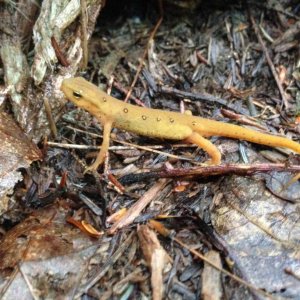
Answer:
61 77 300 172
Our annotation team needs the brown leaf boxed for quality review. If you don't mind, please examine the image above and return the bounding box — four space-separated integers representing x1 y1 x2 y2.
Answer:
0 112 42 212
212 175 300 296
0 206 99 299
0 112 41 165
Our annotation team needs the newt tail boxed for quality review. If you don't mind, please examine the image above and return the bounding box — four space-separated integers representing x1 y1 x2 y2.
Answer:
194 118 300 154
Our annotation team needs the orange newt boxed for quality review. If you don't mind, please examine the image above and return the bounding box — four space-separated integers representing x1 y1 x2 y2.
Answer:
61 77 300 172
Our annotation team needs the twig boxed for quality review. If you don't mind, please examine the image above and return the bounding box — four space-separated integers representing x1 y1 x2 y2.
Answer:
43 97 57 138
173 236 276 299
272 20 300 46
47 137 193 163
119 163 300 184
61 124 197 161
78 232 135 294
221 109 269 131
112 81 146 107
108 179 169 234
124 0 163 102
80 0 88 69
248 10 289 109
149 219 276 299
51 36 69 67
250 1 300 21
159 85 247 115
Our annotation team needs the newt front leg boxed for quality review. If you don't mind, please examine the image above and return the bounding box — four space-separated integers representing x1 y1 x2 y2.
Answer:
84 120 113 173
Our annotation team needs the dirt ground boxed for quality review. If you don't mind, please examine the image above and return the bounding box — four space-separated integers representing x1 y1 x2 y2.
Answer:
0 0 300 299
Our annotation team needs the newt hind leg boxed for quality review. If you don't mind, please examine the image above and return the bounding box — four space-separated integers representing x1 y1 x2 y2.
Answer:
185 132 221 165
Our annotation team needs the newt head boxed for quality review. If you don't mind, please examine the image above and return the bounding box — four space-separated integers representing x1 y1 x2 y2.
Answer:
61 77 107 111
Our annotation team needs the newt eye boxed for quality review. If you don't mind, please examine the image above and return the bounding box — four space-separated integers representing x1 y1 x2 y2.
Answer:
73 90 82 99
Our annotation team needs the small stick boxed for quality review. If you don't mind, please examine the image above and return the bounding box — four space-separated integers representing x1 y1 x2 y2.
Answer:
44 97 57 138
248 11 289 109
80 0 88 69
123 1 163 102
119 163 300 184
113 81 146 107
51 36 69 67
108 179 169 234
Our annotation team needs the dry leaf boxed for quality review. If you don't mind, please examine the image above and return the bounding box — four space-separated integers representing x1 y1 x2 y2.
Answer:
0 112 41 214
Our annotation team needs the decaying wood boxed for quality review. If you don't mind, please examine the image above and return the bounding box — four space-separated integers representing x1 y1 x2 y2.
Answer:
138 225 171 300
201 250 222 300
109 179 169 234
0 0 104 141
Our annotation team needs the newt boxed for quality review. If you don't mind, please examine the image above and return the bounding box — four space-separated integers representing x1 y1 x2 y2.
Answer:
61 77 300 172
